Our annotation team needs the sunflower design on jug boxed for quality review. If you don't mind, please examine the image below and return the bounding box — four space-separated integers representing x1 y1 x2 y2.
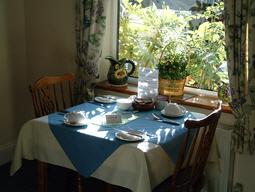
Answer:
114 69 127 79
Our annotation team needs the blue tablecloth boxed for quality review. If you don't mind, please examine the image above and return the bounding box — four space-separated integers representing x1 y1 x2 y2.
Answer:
48 102 196 177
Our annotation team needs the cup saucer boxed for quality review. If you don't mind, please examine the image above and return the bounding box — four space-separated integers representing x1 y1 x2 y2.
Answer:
94 96 116 104
161 106 186 118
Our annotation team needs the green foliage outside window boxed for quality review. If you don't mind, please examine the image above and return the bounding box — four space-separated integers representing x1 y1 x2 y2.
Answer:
119 0 228 92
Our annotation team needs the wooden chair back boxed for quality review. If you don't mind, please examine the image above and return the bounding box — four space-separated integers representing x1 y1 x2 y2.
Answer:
172 101 222 192
29 72 75 117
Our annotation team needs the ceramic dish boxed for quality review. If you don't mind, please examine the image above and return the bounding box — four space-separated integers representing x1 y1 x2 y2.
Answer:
94 95 116 104
115 131 144 142
132 98 155 111
63 111 86 124
64 119 87 127
126 130 145 137
161 106 186 118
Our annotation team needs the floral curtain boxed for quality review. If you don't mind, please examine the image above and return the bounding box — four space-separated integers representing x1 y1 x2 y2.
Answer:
74 0 107 103
225 0 255 153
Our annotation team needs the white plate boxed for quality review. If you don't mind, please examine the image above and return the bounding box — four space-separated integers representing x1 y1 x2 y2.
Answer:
161 106 186 118
115 131 144 142
94 96 116 104
64 120 87 127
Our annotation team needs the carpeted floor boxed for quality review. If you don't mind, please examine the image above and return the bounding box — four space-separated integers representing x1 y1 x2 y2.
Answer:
0 160 130 192
0 160 37 192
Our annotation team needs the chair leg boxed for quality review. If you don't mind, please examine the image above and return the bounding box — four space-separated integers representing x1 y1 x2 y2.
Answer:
37 161 48 192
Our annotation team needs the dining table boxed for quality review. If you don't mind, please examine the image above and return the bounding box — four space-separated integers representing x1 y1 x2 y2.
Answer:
10 99 219 192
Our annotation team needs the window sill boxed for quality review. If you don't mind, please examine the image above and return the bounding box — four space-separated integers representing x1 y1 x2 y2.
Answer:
94 81 231 114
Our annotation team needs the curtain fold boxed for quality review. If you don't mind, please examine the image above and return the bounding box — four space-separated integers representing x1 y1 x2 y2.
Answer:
225 0 255 153
74 0 107 103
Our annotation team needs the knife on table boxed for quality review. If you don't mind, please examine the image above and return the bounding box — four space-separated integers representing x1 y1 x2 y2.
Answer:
152 113 180 126
154 119 180 126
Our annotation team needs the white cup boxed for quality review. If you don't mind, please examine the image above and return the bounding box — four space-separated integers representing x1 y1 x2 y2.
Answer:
116 98 133 110
155 100 168 110
164 103 182 116
155 95 169 110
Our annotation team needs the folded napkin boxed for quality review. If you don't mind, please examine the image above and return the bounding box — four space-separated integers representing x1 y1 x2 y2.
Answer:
116 131 144 141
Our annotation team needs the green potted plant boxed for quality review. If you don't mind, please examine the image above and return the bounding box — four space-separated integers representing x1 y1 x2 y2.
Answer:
157 40 191 97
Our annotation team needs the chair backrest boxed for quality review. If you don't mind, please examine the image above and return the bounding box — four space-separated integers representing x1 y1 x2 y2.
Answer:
172 101 222 191
29 72 75 117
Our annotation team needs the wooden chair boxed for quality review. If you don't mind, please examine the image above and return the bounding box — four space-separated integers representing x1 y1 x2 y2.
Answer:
153 101 222 192
29 72 84 192
29 72 75 117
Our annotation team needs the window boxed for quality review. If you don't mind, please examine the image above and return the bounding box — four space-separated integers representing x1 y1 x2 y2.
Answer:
118 0 228 95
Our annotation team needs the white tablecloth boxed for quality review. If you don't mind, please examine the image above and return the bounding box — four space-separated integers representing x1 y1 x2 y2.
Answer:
10 114 219 192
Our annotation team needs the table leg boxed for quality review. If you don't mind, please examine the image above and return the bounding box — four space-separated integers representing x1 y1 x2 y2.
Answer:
37 161 48 192
106 183 113 192
77 173 84 192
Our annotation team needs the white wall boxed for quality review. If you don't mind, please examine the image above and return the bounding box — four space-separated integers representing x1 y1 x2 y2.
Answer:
0 0 77 165
0 0 29 164
0 0 116 165
24 0 116 83
25 0 76 82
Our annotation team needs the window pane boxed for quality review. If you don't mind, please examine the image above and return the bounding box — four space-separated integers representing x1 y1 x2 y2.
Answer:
118 0 228 93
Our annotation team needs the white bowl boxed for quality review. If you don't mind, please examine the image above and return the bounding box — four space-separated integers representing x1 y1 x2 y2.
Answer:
116 98 133 110
164 103 182 116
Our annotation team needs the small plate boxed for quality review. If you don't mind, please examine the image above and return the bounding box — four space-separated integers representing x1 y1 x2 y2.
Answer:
64 119 87 127
126 130 145 137
161 106 186 118
115 131 144 142
95 96 116 104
